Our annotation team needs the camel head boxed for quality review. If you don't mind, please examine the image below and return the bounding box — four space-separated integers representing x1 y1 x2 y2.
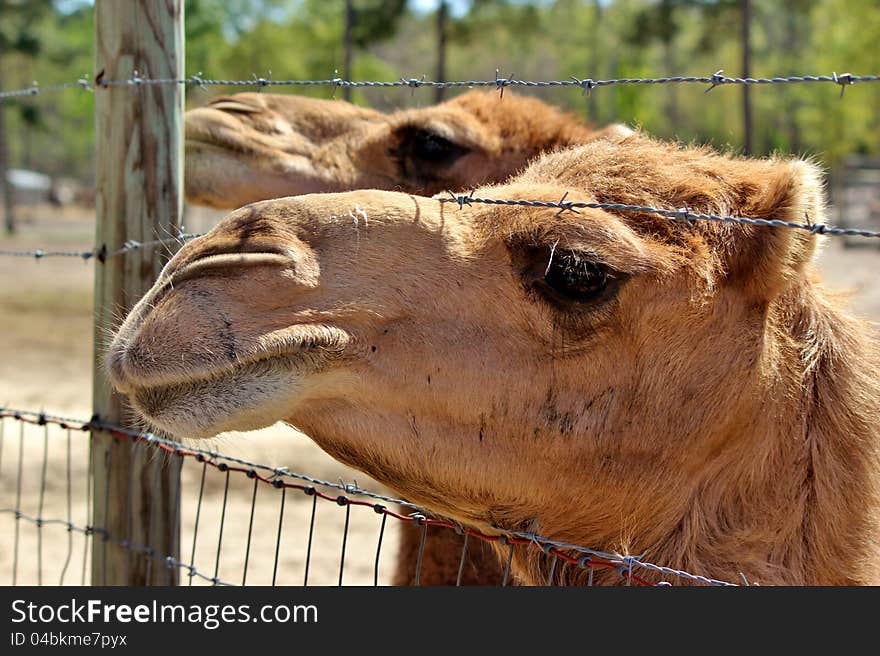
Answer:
110 134 880 585
184 90 630 208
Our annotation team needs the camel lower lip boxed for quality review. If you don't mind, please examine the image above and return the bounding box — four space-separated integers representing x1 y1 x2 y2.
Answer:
129 351 323 439
133 352 297 411
117 326 352 438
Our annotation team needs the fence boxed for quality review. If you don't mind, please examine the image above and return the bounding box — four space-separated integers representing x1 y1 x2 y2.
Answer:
3 69 879 101
1 1 879 588
834 156 880 247
3 408 743 587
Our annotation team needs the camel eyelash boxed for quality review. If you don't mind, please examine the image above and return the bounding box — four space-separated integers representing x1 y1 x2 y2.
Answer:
509 242 627 335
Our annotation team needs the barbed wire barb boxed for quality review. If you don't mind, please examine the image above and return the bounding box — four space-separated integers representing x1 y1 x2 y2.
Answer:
705 69 726 93
833 71 854 97
401 74 427 96
571 75 596 96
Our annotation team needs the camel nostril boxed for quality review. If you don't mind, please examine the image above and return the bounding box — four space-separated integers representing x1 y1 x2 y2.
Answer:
207 99 262 115
190 242 291 260
169 251 294 287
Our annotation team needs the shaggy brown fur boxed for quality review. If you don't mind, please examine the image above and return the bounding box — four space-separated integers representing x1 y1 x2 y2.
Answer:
111 133 880 585
185 90 629 208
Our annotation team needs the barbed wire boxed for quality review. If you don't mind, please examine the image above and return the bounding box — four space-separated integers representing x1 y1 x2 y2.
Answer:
0 407 737 586
1 69 878 102
0 232 202 261
3 194 878 263
439 192 880 238
1 68 878 256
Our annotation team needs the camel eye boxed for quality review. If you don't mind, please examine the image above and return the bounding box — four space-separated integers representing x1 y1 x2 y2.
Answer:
539 251 611 304
412 132 457 161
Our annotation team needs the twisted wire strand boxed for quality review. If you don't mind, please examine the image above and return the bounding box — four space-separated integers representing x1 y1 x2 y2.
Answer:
0 233 202 260
439 194 880 239
1 70 878 101
3 194 879 263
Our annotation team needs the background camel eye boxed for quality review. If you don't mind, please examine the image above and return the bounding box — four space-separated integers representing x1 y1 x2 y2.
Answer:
412 131 458 161
393 126 471 172
540 251 611 303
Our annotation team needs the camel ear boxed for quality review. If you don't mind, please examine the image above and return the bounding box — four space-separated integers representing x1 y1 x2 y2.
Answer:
724 159 825 299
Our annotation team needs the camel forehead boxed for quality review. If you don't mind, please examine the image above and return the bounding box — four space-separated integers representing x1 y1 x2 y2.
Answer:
391 91 569 146
446 90 543 117
204 192 665 278
213 191 458 236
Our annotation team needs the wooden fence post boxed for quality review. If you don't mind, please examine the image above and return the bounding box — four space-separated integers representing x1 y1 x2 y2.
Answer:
91 0 184 586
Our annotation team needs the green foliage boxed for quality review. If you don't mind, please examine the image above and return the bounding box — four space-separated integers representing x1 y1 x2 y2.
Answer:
350 0 408 48
1 0 879 182
0 0 53 54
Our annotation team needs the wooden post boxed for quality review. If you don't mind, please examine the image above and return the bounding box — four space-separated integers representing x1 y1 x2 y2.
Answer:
92 0 184 586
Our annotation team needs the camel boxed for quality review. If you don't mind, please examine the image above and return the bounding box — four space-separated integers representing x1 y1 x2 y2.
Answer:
184 89 631 585
184 90 631 209
114 132 880 585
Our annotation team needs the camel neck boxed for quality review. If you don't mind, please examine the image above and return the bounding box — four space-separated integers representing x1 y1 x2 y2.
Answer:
515 282 880 586
661 286 879 585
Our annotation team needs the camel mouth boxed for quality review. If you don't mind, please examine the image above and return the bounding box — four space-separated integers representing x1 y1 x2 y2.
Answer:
119 326 351 439
185 136 330 205
185 105 287 159
185 135 271 159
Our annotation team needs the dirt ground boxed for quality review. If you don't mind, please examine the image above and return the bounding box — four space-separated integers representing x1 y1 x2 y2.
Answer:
1 202 879 586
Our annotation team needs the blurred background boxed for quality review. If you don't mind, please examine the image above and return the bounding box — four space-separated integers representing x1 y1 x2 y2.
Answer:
1 0 879 191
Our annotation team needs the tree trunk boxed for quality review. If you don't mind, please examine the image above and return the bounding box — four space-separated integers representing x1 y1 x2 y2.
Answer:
343 0 354 102
741 0 753 155
435 0 448 103
783 9 802 154
664 37 679 136
0 65 15 235
587 0 603 123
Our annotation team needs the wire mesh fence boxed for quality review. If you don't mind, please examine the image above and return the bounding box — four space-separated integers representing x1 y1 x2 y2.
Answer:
0 408 737 587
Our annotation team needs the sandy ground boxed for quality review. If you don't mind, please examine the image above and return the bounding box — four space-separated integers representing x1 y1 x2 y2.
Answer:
1 203 879 586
